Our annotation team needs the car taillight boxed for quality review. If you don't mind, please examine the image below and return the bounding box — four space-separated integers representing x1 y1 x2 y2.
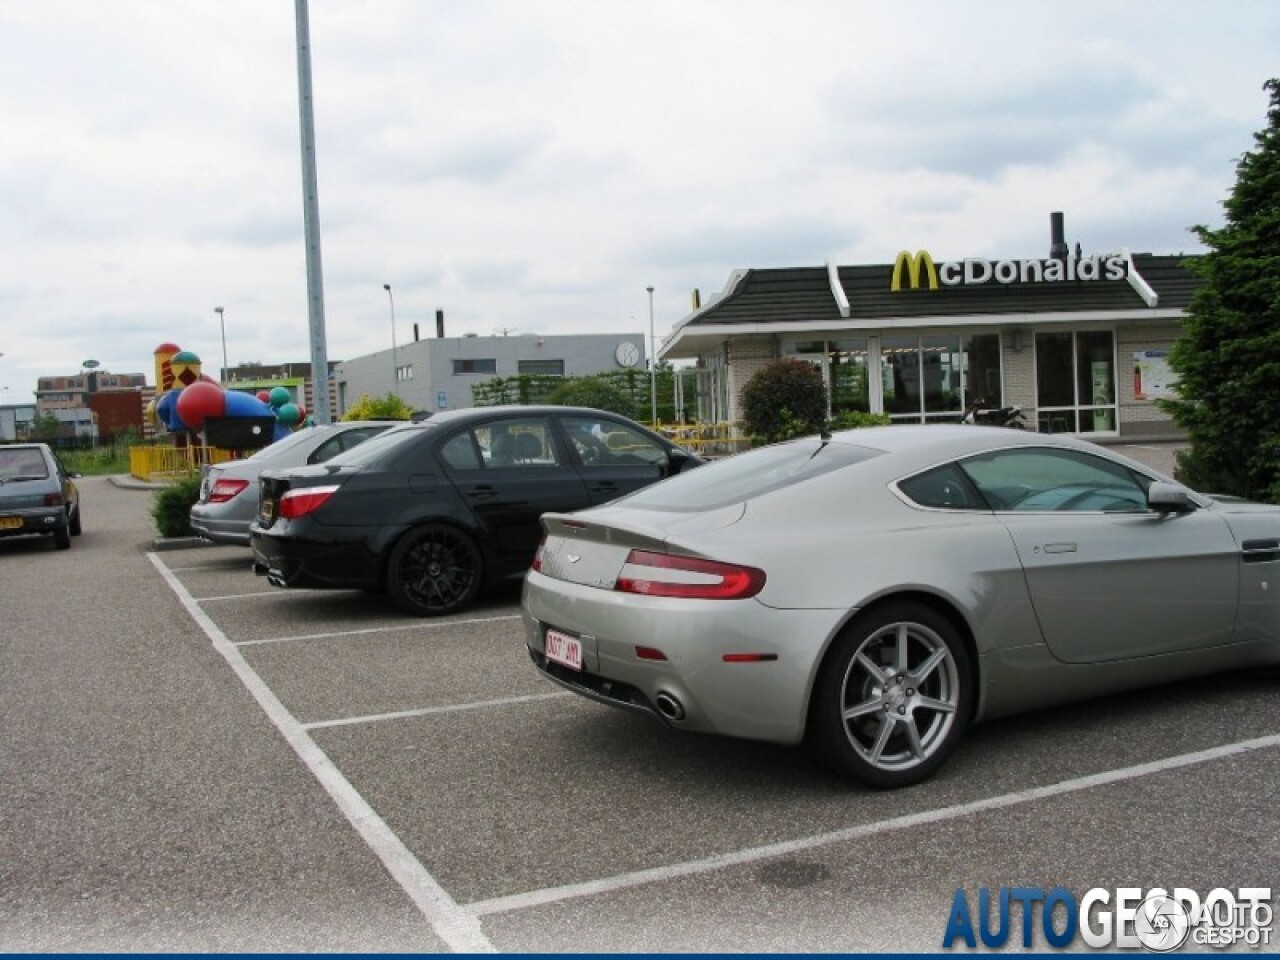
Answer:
209 478 250 503
42 492 63 507
614 550 765 600
278 485 339 519
531 536 546 572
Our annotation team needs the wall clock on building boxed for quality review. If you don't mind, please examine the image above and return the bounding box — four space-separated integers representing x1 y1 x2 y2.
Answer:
615 341 641 368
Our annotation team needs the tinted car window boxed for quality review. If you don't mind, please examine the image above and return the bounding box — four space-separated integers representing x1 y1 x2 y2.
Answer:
243 427 323 463
562 416 667 467
439 431 483 470
957 448 1151 512
620 440 882 512
477 418 560 467
322 424 428 467
309 426 388 464
898 463 987 510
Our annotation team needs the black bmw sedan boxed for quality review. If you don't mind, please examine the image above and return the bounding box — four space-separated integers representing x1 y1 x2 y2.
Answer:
249 405 701 616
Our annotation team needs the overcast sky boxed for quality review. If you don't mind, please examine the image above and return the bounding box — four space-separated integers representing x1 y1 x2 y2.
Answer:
1 1 1277 404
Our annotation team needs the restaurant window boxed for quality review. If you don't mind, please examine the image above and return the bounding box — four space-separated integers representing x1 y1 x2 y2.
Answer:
965 334 1003 411
884 334 973 422
829 338 870 415
1035 330 1117 434
782 338 869 416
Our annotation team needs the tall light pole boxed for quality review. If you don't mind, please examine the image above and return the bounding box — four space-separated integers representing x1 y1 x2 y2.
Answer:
383 283 397 396
295 0 332 423
646 286 657 425
214 307 227 381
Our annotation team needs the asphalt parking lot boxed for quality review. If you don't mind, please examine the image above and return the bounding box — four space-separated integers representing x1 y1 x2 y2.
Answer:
3 451 1277 952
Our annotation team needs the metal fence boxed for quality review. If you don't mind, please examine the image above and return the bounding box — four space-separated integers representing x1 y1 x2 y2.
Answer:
654 422 748 457
128 445 236 482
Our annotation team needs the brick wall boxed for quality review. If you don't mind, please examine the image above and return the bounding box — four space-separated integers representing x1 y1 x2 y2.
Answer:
726 335 779 422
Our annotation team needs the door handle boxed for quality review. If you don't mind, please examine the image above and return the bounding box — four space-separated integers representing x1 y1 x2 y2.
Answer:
590 482 619 494
467 486 498 499
1042 542 1077 554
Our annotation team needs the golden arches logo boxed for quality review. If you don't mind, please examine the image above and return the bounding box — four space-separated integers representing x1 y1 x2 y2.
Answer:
891 250 939 291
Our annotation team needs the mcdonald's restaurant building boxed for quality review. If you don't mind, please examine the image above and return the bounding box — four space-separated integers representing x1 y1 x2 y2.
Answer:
661 244 1198 440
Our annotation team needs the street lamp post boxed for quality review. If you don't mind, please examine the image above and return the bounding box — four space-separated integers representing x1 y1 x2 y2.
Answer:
646 286 657 425
215 307 227 381
383 283 397 396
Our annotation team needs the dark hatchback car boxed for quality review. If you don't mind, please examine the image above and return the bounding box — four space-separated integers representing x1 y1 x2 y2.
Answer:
250 406 702 615
0 443 82 550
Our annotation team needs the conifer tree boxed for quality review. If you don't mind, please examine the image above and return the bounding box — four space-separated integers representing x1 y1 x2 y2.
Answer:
1163 79 1280 501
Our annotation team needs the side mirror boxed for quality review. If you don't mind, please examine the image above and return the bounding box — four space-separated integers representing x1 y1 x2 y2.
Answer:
667 449 694 476
1147 481 1195 514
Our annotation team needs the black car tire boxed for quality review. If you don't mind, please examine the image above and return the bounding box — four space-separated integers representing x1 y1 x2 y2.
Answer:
53 523 71 550
69 505 82 536
808 601 971 789
386 523 483 616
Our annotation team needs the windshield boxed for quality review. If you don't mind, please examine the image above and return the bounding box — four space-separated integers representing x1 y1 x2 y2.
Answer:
323 423 429 467
619 439 883 512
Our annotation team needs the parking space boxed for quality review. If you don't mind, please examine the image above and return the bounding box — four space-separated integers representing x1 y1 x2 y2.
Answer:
146 530 1279 952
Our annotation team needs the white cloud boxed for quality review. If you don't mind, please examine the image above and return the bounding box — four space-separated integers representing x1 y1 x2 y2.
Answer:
0 0 1276 404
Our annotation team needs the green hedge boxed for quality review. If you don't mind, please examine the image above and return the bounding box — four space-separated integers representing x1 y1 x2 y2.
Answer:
151 475 202 538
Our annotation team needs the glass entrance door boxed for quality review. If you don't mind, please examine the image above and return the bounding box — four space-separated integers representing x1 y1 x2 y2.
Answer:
1034 330 1117 434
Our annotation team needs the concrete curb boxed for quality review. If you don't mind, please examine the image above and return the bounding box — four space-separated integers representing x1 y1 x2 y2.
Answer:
108 474 172 491
149 536 217 552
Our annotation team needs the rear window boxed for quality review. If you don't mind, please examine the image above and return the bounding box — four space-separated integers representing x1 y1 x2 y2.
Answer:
0 447 50 479
323 423 430 467
619 439 882 512
244 427 323 462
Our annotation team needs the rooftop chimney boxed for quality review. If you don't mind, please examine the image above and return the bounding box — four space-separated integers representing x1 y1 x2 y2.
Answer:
1049 212 1069 261
436 309 445 338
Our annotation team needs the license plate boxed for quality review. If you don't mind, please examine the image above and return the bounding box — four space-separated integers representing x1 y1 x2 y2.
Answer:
0 517 22 530
544 628 583 672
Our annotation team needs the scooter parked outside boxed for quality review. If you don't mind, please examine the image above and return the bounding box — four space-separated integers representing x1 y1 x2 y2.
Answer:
962 399 1027 429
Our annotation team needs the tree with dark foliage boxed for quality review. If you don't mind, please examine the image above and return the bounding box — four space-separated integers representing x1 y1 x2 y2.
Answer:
741 358 828 443
1163 79 1280 502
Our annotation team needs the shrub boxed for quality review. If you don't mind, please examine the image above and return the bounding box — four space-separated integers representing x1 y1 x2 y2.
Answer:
741 359 828 443
151 475 203 538
829 410 892 430
545 376 636 418
341 393 414 421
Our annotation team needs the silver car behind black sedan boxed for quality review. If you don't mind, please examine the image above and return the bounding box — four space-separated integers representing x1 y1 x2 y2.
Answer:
190 420 392 546
523 425 1280 788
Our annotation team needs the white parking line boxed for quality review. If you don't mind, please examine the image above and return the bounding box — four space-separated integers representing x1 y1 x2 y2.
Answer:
148 552 496 954
199 591 282 601
237 614 523 647
302 692 572 731
465 732 1280 918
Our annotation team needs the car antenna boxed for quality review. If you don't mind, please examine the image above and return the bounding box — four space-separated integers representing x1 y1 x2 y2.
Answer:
808 422 832 460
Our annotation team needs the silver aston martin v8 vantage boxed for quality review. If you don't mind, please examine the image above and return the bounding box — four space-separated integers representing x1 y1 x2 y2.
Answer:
521 425 1280 788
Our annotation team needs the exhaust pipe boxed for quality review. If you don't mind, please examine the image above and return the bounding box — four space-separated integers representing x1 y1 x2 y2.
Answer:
654 692 686 722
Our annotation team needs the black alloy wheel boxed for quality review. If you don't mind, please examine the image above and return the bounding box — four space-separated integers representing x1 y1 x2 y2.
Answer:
386 523 483 616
